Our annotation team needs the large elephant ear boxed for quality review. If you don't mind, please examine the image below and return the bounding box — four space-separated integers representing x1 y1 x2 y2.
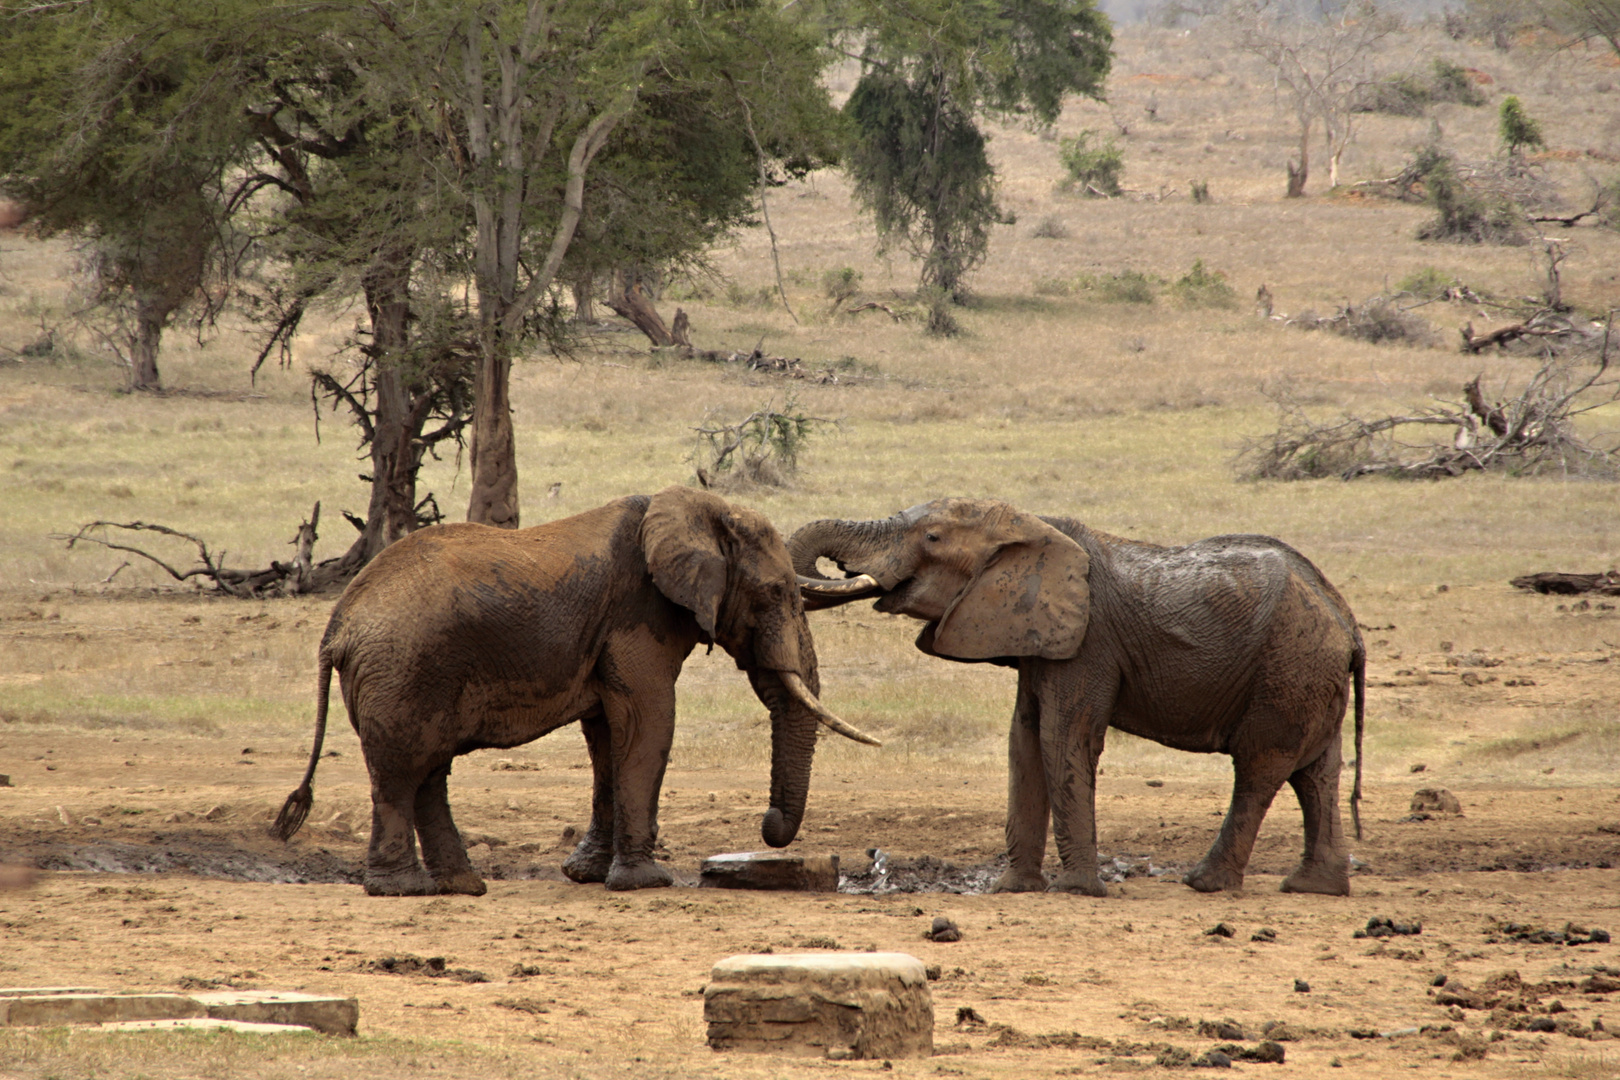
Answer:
641 485 728 636
931 514 1090 661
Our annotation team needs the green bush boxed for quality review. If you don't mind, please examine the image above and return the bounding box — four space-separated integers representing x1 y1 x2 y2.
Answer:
822 266 863 312
1058 130 1124 196
1169 259 1236 308
1094 270 1158 304
1498 96 1544 156
1395 266 1456 299
1410 146 1522 244
1430 60 1486 106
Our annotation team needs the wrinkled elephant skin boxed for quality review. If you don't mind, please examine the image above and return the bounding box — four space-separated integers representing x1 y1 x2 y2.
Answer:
274 486 871 895
791 498 1366 897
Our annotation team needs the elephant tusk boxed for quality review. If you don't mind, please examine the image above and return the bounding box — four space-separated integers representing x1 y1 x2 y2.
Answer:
779 671 882 747
796 573 880 595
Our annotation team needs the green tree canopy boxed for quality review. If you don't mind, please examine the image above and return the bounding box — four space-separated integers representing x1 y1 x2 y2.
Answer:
835 0 1112 303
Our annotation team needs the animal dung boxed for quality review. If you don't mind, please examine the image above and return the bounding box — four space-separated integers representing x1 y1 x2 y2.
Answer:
699 852 839 892
704 952 933 1059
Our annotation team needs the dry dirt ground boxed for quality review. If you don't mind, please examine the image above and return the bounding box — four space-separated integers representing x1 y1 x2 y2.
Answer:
2 596 1619 1080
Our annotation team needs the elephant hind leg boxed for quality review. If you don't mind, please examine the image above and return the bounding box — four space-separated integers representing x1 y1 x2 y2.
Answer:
415 763 486 897
1184 754 1291 894
1280 738 1350 896
364 774 438 897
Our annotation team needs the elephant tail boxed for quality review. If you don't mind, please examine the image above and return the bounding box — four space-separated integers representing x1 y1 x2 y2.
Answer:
270 647 333 842
1350 642 1365 842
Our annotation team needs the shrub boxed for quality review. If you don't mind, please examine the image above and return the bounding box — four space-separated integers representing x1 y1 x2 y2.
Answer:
1190 178 1211 204
1032 276 1076 296
1058 131 1124 196
692 396 833 490
1395 266 1457 299
1169 260 1237 308
1498 96 1543 156
1094 270 1158 304
1358 74 1432 117
1411 146 1522 244
1031 215 1070 239
1430 59 1486 106
822 267 863 313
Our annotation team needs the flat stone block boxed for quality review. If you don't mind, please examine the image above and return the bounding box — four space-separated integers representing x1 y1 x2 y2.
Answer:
0 987 102 998
192 990 358 1037
0 993 205 1028
705 952 932 1059
100 1018 313 1035
699 852 839 892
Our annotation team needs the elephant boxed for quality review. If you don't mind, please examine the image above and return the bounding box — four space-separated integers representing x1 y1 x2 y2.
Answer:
790 498 1366 897
272 485 879 895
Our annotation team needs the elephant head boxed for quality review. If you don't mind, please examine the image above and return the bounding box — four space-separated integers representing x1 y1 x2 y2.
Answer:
790 498 1091 662
641 486 878 849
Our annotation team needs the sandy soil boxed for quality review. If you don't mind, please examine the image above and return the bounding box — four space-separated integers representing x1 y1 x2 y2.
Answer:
2 676 1618 1078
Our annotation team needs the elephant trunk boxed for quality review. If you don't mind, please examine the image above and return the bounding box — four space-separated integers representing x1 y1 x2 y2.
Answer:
750 667 821 848
788 516 907 587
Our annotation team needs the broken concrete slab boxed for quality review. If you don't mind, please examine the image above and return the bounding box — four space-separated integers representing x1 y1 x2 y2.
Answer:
699 852 839 892
99 1018 313 1035
192 990 358 1036
0 993 205 1027
705 952 932 1059
0 989 357 1036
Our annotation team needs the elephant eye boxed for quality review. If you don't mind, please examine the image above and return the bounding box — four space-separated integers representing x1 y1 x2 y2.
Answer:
925 532 940 543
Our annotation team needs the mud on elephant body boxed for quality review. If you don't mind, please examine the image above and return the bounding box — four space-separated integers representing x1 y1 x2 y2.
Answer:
273 486 876 896
792 498 1365 897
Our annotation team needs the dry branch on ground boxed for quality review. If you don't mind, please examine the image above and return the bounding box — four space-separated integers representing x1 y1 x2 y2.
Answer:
1239 341 1620 480
1509 571 1620 596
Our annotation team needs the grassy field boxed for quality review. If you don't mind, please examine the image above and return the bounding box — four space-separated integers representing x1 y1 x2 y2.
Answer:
1 21 1619 1080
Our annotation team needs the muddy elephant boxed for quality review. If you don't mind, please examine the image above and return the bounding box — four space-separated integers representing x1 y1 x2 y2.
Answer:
273 486 879 895
790 498 1365 897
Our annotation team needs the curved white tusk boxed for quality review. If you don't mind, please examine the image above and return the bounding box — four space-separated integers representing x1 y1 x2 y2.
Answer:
779 671 882 747
796 573 880 595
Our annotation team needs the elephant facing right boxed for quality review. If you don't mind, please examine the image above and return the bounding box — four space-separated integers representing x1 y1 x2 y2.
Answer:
791 498 1366 897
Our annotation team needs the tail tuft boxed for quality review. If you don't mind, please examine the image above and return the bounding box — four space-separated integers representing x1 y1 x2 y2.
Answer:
270 783 313 842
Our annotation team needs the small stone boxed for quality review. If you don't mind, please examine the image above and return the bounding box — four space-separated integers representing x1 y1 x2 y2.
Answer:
1204 923 1235 938
1528 1016 1557 1032
1411 788 1462 816
1294 979 1311 993
1410 762 1426 773
1194 1049 1232 1067
925 917 962 943
1251 927 1277 943
0 774 11 787
699 852 840 892
1145 779 1165 788
201 805 227 821
1432 973 1448 987
1198 1019 1246 1040
924 965 941 981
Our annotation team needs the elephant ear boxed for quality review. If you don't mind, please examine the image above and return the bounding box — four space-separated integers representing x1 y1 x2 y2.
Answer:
641 485 729 637
931 514 1090 661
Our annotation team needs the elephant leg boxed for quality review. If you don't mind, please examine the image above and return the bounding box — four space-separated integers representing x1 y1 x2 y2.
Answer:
602 686 674 892
363 770 438 897
415 763 486 896
1184 751 1292 894
994 674 1049 893
1042 668 1115 897
1281 735 1350 895
563 710 617 884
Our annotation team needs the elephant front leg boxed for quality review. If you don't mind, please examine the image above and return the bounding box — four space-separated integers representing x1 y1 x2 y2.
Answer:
1185 754 1291 893
1280 738 1350 895
415 763 486 896
1042 673 1113 897
994 676 1050 893
363 773 438 897
601 686 674 891
562 710 617 884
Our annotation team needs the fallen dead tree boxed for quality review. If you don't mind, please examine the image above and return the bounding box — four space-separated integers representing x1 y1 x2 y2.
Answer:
1239 345 1620 481
54 501 376 596
676 345 876 385
1510 571 1620 596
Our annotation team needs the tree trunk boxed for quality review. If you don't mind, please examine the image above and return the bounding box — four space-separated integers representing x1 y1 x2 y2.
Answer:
359 250 426 557
466 341 520 528
1287 117 1311 198
607 279 675 346
571 275 597 324
128 295 166 392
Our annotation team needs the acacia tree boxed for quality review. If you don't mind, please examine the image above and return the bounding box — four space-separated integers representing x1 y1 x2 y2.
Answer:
0 1 244 391
1219 0 1400 195
837 0 1112 304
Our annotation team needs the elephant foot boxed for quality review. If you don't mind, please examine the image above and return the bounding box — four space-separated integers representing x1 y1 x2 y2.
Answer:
1280 860 1350 896
1048 869 1108 897
432 869 488 896
363 866 439 896
991 868 1049 893
604 858 674 892
561 841 613 884
1183 860 1245 893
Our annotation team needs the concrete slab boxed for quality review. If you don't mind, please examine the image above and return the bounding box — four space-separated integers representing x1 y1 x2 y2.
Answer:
0 993 205 1028
705 952 933 1059
192 990 359 1036
99 1018 314 1035
699 852 839 892
0 987 103 998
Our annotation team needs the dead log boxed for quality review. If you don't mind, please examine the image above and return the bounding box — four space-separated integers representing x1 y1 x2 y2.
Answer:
1462 376 1508 436
1461 320 1529 353
1509 571 1620 596
847 301 902 321
606 281 676 346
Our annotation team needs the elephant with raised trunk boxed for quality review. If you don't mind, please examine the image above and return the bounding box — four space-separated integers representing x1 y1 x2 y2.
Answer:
273 486 878 895
792 499 1365 897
